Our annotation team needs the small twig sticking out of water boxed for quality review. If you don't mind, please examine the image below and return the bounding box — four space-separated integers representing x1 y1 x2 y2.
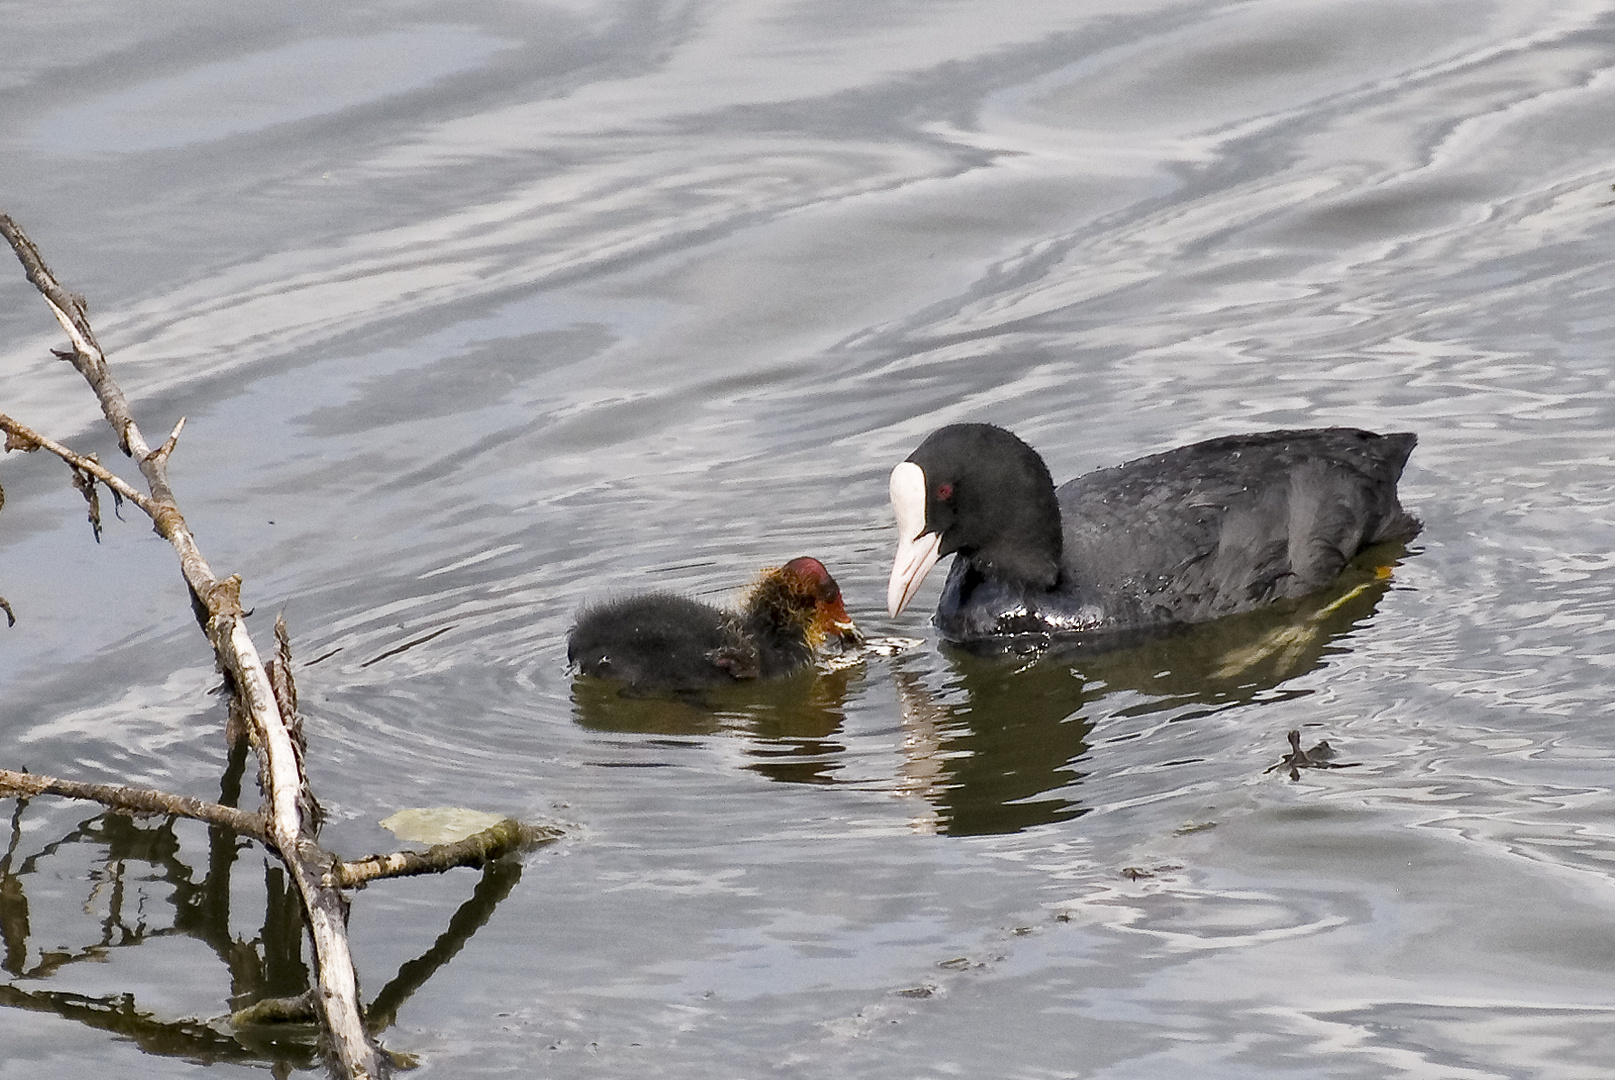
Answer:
1265 729 1360 781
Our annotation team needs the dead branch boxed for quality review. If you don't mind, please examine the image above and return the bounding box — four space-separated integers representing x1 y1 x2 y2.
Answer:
0 212 384 1079
331 820 562 888
0 768 266 840
70 461 103 540
0 215 128 456
0 412 155 514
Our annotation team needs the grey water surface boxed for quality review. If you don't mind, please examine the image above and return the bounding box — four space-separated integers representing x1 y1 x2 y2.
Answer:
3 0 1615 1076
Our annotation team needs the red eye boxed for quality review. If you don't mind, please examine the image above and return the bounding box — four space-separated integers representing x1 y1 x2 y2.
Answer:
936 482 954 500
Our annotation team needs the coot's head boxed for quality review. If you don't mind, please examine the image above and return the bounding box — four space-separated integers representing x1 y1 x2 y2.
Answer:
887 423 1062 616
747 556 864 649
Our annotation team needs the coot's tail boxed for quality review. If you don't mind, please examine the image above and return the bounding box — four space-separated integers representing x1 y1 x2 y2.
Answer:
1369 431 1421 544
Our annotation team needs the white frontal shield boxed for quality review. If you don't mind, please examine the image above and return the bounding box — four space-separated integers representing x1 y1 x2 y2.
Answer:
887 461 943 616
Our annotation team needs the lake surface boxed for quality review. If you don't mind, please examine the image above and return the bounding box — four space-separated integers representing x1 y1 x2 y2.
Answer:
3 1 1615 1075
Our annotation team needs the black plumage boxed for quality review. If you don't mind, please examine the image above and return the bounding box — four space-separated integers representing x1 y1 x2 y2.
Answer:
889 424 1420 642
569 557 861 692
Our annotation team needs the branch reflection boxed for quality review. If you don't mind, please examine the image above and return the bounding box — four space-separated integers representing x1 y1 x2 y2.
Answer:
0 746 526 1069
571 666 864 786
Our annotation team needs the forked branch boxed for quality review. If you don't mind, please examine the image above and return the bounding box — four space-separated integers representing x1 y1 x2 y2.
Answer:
0 211 383 1079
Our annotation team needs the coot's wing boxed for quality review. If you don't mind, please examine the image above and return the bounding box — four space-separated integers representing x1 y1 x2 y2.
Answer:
1057 429 1418 627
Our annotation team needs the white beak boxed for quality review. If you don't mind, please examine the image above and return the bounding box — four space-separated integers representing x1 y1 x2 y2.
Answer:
887 461 943 617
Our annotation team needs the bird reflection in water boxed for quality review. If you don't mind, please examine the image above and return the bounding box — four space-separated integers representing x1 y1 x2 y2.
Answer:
1064 544 1408 716
571 663 865 786
892 658 1093 837
893 547 1406 834
573 546 1411 836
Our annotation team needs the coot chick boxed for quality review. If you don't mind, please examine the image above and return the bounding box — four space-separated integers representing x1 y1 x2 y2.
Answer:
569 557 863 692
888 424 1419 642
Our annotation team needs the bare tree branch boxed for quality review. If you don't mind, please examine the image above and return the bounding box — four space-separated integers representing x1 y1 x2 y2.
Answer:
150 415 185 469
0 215 126 455
69 462 103 541
0 769 267 840
0 211 386 1079
0 413 156 514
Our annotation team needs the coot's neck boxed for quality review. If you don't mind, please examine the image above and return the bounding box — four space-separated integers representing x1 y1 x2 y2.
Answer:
913 423 1064 593
962 544 1063 596
954 463 1062 593
738 589 813 675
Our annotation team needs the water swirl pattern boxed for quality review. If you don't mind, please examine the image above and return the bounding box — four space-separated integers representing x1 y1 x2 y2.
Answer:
3 1 1615 1076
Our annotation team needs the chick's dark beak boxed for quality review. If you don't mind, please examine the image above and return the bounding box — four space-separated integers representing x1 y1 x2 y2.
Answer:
834 617 865 649
824 596 865 649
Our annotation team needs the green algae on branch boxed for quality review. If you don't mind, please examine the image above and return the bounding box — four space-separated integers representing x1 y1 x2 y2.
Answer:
334 812 563 888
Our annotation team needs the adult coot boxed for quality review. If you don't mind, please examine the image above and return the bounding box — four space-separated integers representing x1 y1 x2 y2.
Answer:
888 424 1419 642
570 557 863 692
